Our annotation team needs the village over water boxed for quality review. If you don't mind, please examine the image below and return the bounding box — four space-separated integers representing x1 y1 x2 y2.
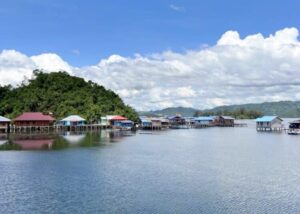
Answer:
0 112 300 136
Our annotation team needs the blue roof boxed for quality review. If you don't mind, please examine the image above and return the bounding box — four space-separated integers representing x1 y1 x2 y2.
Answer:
195 116 214 121
140 117 151 123
256 116 282 122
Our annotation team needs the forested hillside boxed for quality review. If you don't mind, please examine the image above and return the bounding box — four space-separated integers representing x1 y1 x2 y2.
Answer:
140 101 300 118
139 107 198 117
202 101 300 118
0 70 138 121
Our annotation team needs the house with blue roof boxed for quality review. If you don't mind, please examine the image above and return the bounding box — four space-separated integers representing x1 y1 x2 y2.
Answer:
139 117 167 130
255 116 283 131
139 117 152 129
119 120 134 130
194 116 215 126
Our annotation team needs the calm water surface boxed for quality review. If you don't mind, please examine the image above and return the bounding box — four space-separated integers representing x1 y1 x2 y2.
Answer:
1 120 300 213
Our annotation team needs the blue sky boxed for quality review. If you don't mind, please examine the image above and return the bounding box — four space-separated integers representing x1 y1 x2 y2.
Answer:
0 0 299 66
1 0 300 110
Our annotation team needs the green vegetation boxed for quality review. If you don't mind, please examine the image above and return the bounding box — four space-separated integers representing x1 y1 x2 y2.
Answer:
139 107 198 117
0 142 22 150
51 137 69 150
79 132 103 147
141 100 300 118
194 108 263 119
0 70 139 122
202 101 300 118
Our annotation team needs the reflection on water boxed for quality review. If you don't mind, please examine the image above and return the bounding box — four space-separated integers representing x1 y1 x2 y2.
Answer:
0 130 137 151
4 120 300 213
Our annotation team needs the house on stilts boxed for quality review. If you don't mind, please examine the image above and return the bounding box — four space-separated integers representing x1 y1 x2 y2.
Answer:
256 116 283 132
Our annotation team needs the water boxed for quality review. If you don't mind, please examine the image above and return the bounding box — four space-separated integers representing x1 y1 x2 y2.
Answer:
1 121 300 213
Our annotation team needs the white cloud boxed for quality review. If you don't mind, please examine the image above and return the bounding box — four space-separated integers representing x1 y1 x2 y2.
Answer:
1 27 300 111
31 53 72 73
0 50 35 85
169 4 186 13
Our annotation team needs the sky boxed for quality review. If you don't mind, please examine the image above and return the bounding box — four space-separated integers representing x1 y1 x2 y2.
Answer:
0 0 300 110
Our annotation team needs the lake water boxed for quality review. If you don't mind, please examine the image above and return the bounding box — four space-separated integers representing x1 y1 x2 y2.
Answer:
1 120 300 213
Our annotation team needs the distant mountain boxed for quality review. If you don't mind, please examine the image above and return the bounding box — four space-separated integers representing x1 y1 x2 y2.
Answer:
201 101 300 118
139 107 198 117
140 101 300 118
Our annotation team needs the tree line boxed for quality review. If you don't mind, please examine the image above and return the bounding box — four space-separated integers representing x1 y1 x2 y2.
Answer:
194 108 263 119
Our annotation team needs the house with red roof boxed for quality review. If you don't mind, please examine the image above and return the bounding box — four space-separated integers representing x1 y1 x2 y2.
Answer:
100 115 133 129
14 112 55 127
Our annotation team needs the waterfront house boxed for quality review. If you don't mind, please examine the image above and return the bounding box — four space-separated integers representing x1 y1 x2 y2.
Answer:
184 117 196 128
215 116 235 127
100 116 110 127
256 116 283 131
168 115 188 129
110 115 127 126
60 115 86 126
100 115 127 128
150 118 162 129
160 118 170 129
0 116 11 133
14 112 55 127
194 116 215 127
288 120 300 135
140 117 167 130
140 117 152 129
119 120 134 130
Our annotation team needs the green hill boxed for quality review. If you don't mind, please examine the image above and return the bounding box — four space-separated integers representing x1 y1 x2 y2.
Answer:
139 107 198 117
0 70 138 121
140 101 300 118
202 101 300 118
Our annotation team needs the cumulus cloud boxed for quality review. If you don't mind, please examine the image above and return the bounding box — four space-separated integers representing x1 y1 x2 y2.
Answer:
0 50 35 85
0 27 300 111
31 53 72 73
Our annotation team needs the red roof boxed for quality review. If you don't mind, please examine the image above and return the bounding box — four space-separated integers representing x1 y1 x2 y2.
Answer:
14 112 55 121
111 116 127 120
